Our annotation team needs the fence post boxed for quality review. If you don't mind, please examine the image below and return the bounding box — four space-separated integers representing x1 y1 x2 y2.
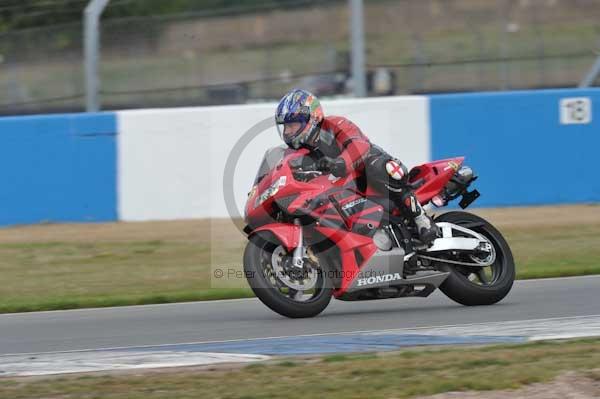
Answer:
349 0 367 97
499 0 511 90
578 54 600 88
84 0 111 112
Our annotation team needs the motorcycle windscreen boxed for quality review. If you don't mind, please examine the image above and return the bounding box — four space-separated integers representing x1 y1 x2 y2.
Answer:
253 146 287 185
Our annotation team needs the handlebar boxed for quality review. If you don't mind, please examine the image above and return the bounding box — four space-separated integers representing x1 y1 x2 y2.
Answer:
292 168 323 182
288 155 325 181
293 170 323 176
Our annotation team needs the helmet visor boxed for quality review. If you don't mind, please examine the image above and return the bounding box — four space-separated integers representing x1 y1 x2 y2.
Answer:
277 121 308 148
277 122 303 139
275 105 311 148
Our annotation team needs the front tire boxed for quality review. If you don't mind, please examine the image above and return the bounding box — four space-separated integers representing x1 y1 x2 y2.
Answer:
434 211 515 306
244 234 333 318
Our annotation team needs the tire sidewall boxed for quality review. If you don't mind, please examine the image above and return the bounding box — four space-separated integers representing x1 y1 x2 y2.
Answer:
243 233 334 318
434 211 516 306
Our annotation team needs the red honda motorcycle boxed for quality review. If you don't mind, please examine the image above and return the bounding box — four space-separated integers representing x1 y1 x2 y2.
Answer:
243 146 515 318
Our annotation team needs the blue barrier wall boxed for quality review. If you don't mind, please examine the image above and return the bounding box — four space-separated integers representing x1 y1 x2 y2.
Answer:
430 88 600 206
0 113 117 225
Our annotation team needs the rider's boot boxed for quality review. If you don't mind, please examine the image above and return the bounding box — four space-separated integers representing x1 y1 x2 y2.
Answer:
401 192 440 245
414 213 440 245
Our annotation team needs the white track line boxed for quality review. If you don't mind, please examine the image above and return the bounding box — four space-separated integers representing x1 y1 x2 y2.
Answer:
515 274 600 283
0 352 270 377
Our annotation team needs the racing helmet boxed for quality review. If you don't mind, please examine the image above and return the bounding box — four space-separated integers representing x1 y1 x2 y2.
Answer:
275 89 324 149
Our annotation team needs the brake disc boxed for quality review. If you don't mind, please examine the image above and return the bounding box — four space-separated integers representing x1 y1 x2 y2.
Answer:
469 241 496 266
271 246 318 291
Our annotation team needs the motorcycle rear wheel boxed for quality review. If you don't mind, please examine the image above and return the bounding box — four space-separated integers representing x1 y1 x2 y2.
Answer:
434 211 515 306
244 234 333 318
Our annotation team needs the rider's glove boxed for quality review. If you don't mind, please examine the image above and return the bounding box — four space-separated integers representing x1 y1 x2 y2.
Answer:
317 156 347 178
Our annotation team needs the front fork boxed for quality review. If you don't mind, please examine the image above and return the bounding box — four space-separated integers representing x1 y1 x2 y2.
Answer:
292 218 306 268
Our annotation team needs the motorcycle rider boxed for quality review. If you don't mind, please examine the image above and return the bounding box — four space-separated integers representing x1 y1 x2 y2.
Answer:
275 88 440 244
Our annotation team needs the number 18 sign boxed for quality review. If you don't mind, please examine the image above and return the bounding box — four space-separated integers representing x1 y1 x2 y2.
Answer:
560 97 592 125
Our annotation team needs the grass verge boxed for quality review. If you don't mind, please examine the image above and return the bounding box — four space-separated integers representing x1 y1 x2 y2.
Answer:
1 338 599 398
0 205 599 314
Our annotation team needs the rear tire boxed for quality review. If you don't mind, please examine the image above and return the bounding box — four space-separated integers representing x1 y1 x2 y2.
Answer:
434 211 515 306
244 234 333 318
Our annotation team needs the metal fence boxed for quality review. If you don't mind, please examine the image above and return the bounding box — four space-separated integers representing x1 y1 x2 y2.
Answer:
1 0 599 115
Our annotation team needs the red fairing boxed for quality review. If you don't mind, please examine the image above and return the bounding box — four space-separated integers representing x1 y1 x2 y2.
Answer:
315 226 378 296
411 157 465 204
252 223 300 252
244 145 468 297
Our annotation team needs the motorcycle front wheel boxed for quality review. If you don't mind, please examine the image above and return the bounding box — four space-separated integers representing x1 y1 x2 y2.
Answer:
243 234 333 318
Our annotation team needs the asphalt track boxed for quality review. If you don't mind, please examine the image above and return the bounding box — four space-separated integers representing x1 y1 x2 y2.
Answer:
1 275 599 356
